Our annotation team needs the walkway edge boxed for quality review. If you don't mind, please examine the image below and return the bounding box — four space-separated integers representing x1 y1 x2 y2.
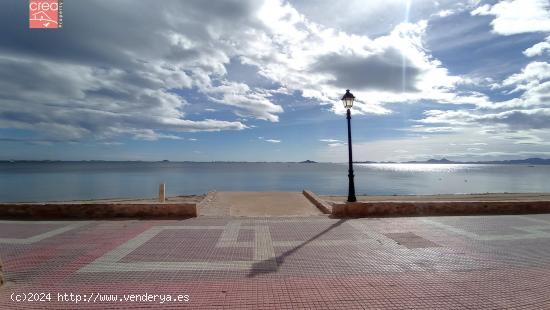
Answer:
302 190 332 214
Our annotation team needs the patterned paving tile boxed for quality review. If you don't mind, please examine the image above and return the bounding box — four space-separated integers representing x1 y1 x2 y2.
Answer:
0 221 89 244
121 229 253 262
1 215 550 309
0 223 64 239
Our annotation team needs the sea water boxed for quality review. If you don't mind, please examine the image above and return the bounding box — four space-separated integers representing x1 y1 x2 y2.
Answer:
0 162 549 202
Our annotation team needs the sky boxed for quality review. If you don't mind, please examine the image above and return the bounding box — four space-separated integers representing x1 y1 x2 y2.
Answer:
1 0 550 162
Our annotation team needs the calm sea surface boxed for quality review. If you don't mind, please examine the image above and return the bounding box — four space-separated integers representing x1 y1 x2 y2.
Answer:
0 162 549 202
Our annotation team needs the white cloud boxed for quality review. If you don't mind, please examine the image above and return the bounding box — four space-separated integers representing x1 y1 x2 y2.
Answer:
319 139 344 147
471 0 550 35
0 0 495 147
524 36 550 57
0 0 473 142
129 129 182 141
1 0 540 156
436 9 455 18
501 61 550 88
480 108 550 129
418 107 550 130
481 61 550 110
205 81 283 122
241 2 477 116
328 143 345 148
407 125 459 133
289 0 479 35
403 58 550 157
258 137 281 143
0 1 272 141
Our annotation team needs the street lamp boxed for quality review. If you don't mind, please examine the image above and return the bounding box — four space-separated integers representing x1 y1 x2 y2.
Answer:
342 89 357 202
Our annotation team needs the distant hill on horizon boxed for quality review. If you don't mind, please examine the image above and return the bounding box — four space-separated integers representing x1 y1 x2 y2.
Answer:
401 157 550 165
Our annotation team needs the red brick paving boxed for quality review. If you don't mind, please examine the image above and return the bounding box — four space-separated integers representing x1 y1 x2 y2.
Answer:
0 223 64 239
121 230 253 262
1 215 550 309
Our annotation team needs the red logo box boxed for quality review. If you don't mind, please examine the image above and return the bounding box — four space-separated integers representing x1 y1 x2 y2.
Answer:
29 0 63 29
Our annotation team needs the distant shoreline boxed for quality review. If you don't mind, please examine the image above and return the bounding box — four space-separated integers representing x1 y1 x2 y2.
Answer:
1 157 550 165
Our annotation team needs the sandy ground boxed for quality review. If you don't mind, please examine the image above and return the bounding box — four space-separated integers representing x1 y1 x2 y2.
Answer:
323 193 550 203
200 192 323 217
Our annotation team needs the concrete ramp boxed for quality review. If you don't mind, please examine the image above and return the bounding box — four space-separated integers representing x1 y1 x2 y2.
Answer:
198 192 323 217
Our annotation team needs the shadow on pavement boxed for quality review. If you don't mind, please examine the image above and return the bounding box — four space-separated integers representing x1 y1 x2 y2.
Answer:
247 219 347 277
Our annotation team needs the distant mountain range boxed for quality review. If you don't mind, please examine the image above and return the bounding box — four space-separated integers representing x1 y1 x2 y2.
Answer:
370 158 550 165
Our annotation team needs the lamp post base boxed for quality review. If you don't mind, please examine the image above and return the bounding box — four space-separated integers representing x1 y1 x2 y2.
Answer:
347 172 357 202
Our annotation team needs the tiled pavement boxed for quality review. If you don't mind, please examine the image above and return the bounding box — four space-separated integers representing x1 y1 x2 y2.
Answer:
1 215 550 309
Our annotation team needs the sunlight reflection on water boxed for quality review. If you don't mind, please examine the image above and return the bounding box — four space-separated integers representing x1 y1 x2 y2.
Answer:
358 163 482 173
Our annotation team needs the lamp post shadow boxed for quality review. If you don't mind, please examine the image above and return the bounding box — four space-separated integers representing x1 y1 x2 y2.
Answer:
246 219 347 278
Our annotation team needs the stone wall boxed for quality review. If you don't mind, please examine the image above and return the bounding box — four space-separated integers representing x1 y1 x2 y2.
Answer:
0 203 197 219
331 200 550 218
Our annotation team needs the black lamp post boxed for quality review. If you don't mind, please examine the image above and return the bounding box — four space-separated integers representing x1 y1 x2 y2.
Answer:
342 89 357 202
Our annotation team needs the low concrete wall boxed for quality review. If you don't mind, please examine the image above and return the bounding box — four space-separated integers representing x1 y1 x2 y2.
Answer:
302 190 332 214
331 200 550 218
0 203 197 219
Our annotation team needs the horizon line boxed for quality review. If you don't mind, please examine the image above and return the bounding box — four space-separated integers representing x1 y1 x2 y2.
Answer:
1 157 549 164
